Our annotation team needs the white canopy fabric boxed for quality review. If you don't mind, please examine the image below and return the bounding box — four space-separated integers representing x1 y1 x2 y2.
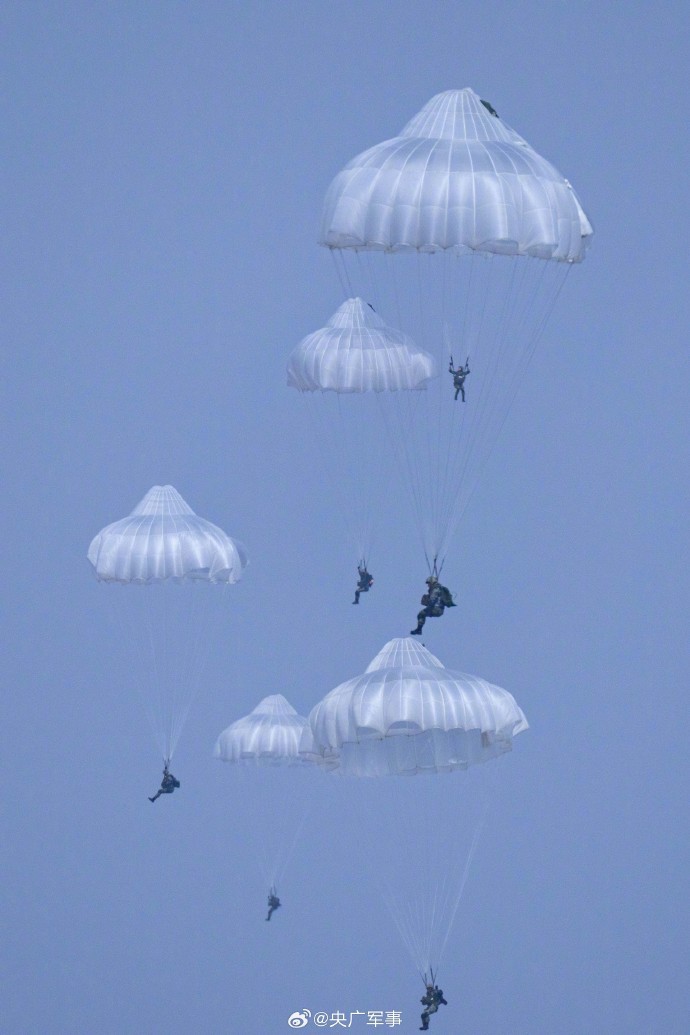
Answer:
306 637 528 775
88 485 248 584
287 297 436 393
215 695 315 765
321 88 592 260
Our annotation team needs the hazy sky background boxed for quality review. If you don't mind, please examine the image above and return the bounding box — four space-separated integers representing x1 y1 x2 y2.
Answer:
2 2 689 1033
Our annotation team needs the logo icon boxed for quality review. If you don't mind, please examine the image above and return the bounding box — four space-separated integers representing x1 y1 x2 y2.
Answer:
287 1010 311 1028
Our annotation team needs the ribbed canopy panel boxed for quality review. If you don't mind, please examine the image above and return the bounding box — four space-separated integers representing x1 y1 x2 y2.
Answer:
88 485 248 584
321 88 592 260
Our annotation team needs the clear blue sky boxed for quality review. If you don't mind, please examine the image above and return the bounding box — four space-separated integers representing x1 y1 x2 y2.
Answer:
2 2 689 1033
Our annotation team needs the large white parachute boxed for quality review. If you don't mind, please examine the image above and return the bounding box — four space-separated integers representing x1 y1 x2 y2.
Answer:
321 88 591 258
304 638 528 978
89 486 248 763
215 695 319 892
306 637 527 776
320 88 593 570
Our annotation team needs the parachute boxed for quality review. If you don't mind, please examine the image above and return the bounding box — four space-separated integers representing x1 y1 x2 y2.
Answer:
304 638 528 978
287 297 435 393
287 298 436 565
215 695 319 892
88 485 248 763
320 88 593 571
215 693 314 764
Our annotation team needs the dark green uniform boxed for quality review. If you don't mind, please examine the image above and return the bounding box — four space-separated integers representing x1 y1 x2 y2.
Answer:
266 891 281 921
353 566 374 604
149 768 180 803
449 359 470 401
411 579 456 635
420 986 447 1030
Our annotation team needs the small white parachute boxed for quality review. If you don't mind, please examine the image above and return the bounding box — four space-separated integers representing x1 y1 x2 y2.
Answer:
215 695 319 892
88 484 247 584
88 486 248 763
287 297 436 393
287 301 437 564
214 694 315 765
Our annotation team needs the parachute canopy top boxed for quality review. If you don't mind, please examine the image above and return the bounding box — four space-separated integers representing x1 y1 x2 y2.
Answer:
320 87 592 261
88 485 248 584
306 637 529 775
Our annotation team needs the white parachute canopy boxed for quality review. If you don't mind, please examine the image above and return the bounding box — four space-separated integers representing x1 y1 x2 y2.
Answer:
214 694 315 764
321 88 592 258
287 300 436 565
88 484 247 584
215 695 319 892
287 297 436 393
319 88 593 569
306 637 528 775
304 638 528 977
89 486 248 763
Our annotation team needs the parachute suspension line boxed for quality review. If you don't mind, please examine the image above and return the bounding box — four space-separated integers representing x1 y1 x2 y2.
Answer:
381 875 420 974
446 257 571 556
434 256 529 561
416 253 452 567
271 799 312 894
302 389 369 563
386 250 404 337
522 260 573 372
417 257 444 561
365 249 386 316
438 254 456 555
479 257 553 456
233 767 311 893
483 260 572 486
455 257 524 541
425 254 446 572
377 774 464 977
104 586 164 762
457 258 513 483
331 247 353 299
336 391 376 562
378 251 438 563
144 585 169 761
428 253 473 566
388 252 436 548
373 389 428 565
134 580 229 765
435 802 487 970
437 255 515 554
167 582 227 761
400 389 435 571
168 585 196 761
433 254 474 565
380 852 438 979
387 255 425 566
